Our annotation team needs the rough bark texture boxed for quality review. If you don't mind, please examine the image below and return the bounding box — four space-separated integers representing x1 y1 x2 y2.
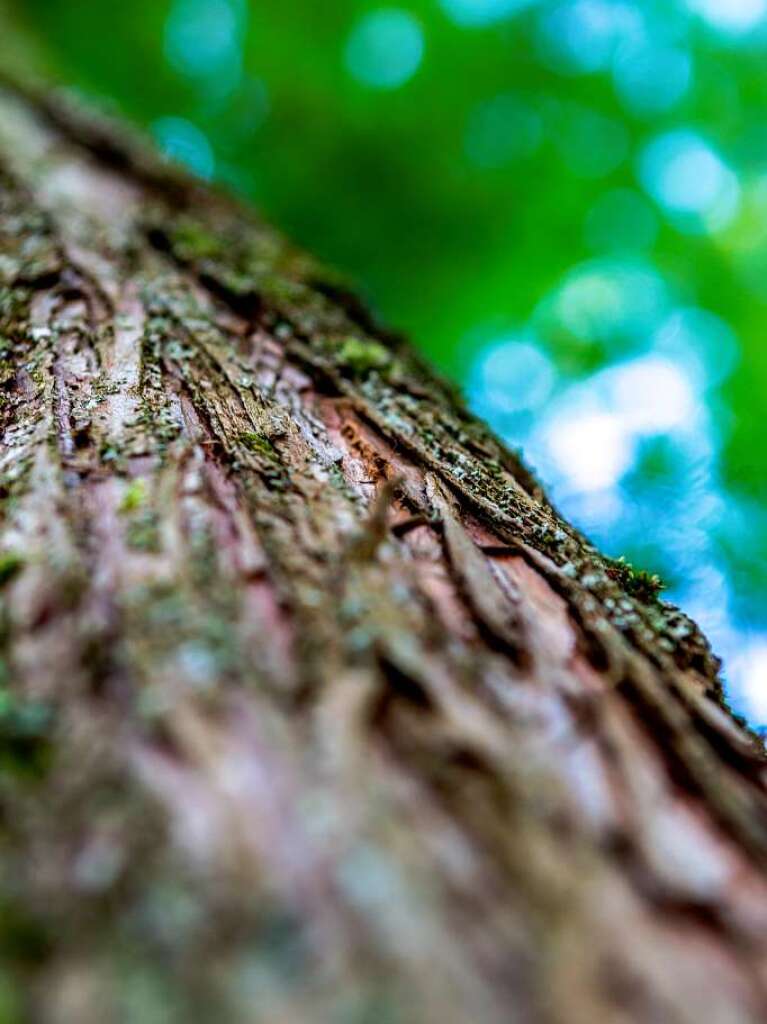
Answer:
0 74 767 1024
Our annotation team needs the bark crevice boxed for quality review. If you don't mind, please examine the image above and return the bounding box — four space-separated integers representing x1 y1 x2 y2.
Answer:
0 77 766 1024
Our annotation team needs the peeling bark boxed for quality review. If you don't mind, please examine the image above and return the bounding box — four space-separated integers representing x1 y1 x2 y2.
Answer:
0 78 766 1024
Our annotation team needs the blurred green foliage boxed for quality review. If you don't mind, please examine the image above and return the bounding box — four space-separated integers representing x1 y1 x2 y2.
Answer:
8 0 767 721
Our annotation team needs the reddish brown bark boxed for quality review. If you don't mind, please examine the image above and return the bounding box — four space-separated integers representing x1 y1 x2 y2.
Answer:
0 75 766 1024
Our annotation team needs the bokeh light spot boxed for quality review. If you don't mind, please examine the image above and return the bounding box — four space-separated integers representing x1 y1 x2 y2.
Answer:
164 0 241 79
152 117 215 179
548 259 667 345
653 307 739 389
607 356 696 434
545 408 633 491
465 94 542 168
729 640 767 722
536 0 643 76
684 0 767 34
612 42 692 116
345 9 424 89
638 130 740 232
472 338 555 414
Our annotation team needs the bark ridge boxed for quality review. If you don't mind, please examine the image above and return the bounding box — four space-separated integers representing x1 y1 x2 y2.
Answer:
0 80 765 1024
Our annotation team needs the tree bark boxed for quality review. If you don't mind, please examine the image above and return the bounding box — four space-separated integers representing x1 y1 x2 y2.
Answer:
0 73 766 1024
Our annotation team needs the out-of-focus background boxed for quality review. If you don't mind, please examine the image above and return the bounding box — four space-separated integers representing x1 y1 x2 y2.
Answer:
6 0 767 724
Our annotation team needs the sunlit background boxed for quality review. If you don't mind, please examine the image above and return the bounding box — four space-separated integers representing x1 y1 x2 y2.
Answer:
9 0 767 725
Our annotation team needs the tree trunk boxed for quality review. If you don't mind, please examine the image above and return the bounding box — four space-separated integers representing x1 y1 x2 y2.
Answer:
0 72 766 1024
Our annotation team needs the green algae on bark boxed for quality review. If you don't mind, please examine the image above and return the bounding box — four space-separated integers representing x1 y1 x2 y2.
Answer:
0 70 765 1024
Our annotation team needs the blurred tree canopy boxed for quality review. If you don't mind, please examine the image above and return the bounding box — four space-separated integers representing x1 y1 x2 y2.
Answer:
8 0 767 722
